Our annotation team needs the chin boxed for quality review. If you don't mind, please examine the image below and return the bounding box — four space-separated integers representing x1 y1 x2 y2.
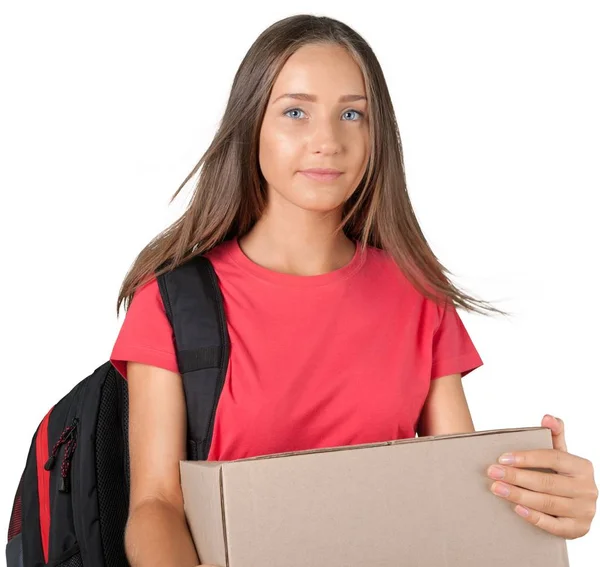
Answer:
292 195 347 214
266 180 353 215
290 183 352 214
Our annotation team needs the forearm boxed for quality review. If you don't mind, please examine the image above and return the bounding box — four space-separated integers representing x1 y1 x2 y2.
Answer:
125 497 200 567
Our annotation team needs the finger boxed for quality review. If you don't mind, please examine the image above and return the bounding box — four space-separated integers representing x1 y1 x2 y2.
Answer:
487 465 579 498
543 414 568 452
497 449 586 476
489 480 577 518
512 504 583 539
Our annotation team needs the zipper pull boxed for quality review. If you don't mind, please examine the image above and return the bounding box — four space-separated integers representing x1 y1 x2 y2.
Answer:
44 417 79 472
59 475 70 493
44 454 56 471
58 419 79 493
58 441 75 494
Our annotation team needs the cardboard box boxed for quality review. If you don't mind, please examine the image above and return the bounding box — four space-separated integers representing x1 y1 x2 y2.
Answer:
180 427 569 567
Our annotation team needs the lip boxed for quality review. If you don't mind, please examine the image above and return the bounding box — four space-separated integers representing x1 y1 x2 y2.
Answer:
300 168 343 182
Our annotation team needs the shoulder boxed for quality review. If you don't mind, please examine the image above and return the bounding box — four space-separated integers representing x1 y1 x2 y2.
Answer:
362 246 418 292
204 239 236 265
111 276 176 379
363 246 398 270
128 276 164 313
127 239 236 312
362 245 447 316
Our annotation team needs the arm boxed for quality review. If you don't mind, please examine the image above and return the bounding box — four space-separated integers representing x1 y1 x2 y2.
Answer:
124 361 202 567
416 373 475 436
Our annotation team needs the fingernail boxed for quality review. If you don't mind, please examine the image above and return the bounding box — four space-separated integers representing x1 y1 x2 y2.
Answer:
515 505 530 517
492 482 510 497
498 453 516 465
487 465 505 480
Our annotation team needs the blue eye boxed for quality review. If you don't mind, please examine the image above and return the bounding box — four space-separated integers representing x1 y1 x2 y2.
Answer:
342 110 364 121
283 108 364 121
285 108 306 120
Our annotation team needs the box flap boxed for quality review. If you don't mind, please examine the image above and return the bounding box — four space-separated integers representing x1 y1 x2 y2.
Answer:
187 426 550 467
180 461 228 567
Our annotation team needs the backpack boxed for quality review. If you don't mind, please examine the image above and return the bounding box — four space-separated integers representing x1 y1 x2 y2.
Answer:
6 256 230 567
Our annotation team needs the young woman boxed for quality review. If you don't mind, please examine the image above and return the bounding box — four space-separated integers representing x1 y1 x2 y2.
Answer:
110 14 597 567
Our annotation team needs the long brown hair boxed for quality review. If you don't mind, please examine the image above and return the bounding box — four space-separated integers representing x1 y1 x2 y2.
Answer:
117 14 510 318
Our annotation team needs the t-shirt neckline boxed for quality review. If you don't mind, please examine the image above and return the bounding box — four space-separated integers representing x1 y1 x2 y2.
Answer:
227 238 367 287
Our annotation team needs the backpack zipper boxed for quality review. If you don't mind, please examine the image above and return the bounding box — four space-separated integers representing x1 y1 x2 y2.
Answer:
44 417 79 493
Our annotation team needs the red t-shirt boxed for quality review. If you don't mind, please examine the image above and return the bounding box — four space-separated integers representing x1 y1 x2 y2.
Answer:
110 239 483 461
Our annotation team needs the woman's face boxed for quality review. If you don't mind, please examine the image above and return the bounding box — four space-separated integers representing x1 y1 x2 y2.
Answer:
259 43 370 215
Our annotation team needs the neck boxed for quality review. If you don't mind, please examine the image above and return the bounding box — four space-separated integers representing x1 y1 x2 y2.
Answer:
239 200 355 276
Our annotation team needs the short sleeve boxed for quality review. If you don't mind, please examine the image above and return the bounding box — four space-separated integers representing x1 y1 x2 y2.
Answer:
110 278 178 380
431 302 484 380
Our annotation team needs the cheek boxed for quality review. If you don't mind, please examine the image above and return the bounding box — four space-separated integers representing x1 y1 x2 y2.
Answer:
259 125 301 182
348 140 370 190
353 131 370 170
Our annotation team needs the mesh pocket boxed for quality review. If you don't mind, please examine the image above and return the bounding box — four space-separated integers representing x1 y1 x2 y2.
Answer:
120 375 130 496
56 550 83 567
96 367 130 567
7 474 23 542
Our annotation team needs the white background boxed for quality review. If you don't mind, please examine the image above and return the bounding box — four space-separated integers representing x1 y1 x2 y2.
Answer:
1 1 598 564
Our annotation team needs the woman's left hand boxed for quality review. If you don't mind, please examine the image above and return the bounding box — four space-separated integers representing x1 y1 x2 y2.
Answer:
486 415 598 539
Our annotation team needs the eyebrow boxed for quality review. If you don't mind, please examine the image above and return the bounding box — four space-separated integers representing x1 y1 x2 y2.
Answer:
272 93 367 104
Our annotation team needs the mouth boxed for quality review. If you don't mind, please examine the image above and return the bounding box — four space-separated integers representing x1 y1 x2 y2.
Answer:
299 169 343 182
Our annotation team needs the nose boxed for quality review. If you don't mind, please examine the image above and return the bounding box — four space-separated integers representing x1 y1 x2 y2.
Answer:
309 118 343 155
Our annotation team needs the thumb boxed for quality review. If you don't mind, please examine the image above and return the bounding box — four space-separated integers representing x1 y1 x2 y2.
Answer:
542 414 568 452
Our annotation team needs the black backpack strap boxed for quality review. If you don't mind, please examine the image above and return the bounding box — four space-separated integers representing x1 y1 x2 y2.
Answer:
156 256 230 460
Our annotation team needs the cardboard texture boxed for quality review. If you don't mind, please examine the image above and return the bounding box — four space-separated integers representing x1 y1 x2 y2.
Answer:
180 427 569 567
